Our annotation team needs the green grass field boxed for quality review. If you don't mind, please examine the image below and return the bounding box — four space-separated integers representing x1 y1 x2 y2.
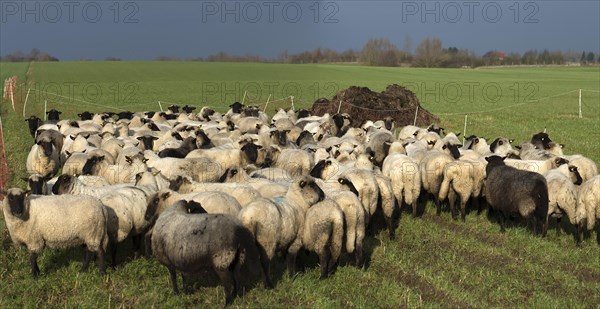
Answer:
1 61 599 308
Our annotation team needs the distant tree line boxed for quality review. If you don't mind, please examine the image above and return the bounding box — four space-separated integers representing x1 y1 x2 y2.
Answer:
0 48 59 62
180 37 599 68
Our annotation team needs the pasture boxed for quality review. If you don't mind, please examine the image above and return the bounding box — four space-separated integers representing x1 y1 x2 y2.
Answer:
0 61 599 307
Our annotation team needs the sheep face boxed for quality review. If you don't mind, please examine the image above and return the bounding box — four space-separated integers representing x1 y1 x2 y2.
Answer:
25 116 42 138
296 131 314 146
568 165 583 185
136 135 159 150
46 109 62 121
296 109 311 119
310 159 337 180
384 117 394 131
117 111 134 120
180 200 207 214
270 130 289 147
531 132 552 149
81 156 104 175
485 155 507 173
23 174 46 195
144 193 164 221
294 176 325 205
229 102 244 114
428 124 444 135
240 143 262 165
52 174 76 195
442 143 461 159
167 105 180 113
195 130 212 148
5 188 29 220
219 168 239 183
489 137 514 155
78 111 93 121
37 137 55 157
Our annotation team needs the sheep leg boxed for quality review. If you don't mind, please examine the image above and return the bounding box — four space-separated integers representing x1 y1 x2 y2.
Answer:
96 247 106 275
30 252 40 279
215 269 236 306
81 248 91 272
412 200 417 218
318 249 331 280
354 243 364 268
596 225 600 245
499 212 506 233
168 266 179 294
435 198 442 216
257 246 274 289
110 242 118 269
132 235 142 259
555 217 562 237
144 230 153 258
286 251 298 278
386 215 395 240
327 250 339 277
460 200 467 222
576 223 582 247
448 189 458 220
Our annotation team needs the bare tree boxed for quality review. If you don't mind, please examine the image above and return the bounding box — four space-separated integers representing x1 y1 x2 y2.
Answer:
360 38 401 66
414 37 446 67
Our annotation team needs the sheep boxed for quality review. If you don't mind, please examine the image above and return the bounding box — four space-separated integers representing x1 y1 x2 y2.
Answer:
144 151 222 183
62 151 90 175
373 175 397 239
148 189 242 218
576 175 600 245
544 164 582 237
531 132 564 155
365 131 394 167
419 148 458 215
320 186 365 267
463 135 491 155
186 142 262 172
504 157 569 175
21 174 49 195
438 159 487 222
157 136 197 158
515 142 554 160
2 188 108 277
46 108 62 121
561 155 598 182
489 137 517 157
237 176 325 286
272 148 314 178
148 200 264 304
26 135 60 179
82 155 148 184
484 156 549 236
52 174 153 264
301 198 345 279
310 160 379 226
220 167 289 198
398 125 427 140
382 153 421 218
170 176 262 207
25 116 43 138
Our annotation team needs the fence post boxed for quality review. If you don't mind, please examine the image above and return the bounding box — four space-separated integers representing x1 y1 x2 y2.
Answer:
578 89 582 118
290 96 295 111
462 114 468 146
44 100 47 120
263 94 271 112
22 88 31 117
413 105 419 126
337 100 342 113
242 91 247 105
158 101 163 112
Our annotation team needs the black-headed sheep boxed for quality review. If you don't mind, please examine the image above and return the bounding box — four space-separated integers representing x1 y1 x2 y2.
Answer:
2 188 108 277
484 156 549 236
148 199 264 305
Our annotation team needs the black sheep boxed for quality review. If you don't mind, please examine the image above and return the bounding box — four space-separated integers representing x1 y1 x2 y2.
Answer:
484 156 549 236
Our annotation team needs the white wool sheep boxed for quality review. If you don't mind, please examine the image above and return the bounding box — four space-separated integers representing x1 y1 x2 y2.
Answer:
544 164 582 238
398 125 427 140
237 176 325 286
186 142 262 171
170 176 262 207
562 155 598 182
82 154 148 184
373 174 397 239
438 160 483 222
575 175 600 245
273 148 314 178
26 135 59 179
52 174 152 263
301 198 345 279
504 157 569 175
144 151 221 183
220 167 289 198
2 188 109 277
420 150 457 215
382 153 421 218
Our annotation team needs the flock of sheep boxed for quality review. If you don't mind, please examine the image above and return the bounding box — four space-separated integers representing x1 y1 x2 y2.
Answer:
2 102 599 305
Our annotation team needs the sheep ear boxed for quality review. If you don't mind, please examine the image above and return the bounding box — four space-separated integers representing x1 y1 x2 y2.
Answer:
136 136 143 140
515 145 522 150
299 180 306 188
256 145 263 149
456 133 461 137
125 156 132 163
25 190 31 197
142 158 149 163
485 157 490 162
560 144 565 149
509 139 514 144
21 177 29 182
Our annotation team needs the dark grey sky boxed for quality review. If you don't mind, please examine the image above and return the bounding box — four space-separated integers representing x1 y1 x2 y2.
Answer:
1 1 598 60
